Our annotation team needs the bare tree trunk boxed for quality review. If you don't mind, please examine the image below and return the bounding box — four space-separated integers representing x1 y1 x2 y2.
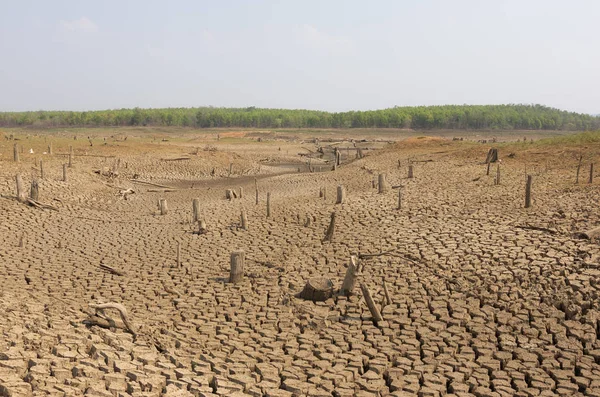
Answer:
340 256 359 296
30 179 39 201
590 163 594 184
40 159 44 179
408 164 414 179
241 210 248 230
15 174 26 202
525 175 532 208
229 251 245 283
378 173 387 194
13 143 19 162
266 192 271 217
323 212 336 242
576 155 583 184
160 199 168 215
62 164 68 182
336 185 345 204
192 198 200 222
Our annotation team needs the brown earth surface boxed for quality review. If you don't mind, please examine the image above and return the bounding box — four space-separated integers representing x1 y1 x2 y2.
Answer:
1 128 599 397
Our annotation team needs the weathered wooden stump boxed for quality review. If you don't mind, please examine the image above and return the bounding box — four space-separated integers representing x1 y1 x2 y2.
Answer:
30 179 39 201
323 212 336 242
576 155 583 184
525 175 532 208
159 199 168 215
340 256 359 296
299 278 334 302
229 251 245 283
48 142 53 155
590 163 594 184
239 187 244 199
408 164 414 179
62 164 68 182
495 164 500 185
192 198 200 222
40 159 44 179
266 192 271 217
336 185 345 204
196 219 207 234
225 189 236 200
13 143 19 162
397 188 402 210
15 174 26 203
485 148 499 163
240 210 248 230
68 145 73 167
378 173 387 194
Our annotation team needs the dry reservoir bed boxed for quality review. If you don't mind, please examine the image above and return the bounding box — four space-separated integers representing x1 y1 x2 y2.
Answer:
1 129 600 397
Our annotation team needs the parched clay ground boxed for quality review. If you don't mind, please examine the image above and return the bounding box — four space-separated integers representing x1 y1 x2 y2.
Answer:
1 128 600 397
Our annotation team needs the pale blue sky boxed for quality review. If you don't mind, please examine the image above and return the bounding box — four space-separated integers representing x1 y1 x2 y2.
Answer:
1 0 598 113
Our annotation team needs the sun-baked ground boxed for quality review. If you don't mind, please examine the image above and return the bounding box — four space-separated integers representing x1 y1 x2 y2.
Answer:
1 127 599 397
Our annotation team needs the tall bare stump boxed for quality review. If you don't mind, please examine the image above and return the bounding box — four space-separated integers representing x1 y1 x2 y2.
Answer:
160 199 168 215
495 164 500 185
590 163 594 184
360 283 383 322
192 198 200 222
378 173 387 194
176 242 181 267
485 148 499 163
408 165 414 179
229 251 245 283
323 212 336 242
48 142 53 155
525 175 532 208
397 188 402 210
30 179 39 201
576 155 583 184
13 143 19 162
240 210 248 230
254 178 259 205
15 174 26 202
40 159 44 179
62 164 68 182
68 145 73 167
239 187 244 199
340 256 359 296
266 192 271 218
336 185 345 204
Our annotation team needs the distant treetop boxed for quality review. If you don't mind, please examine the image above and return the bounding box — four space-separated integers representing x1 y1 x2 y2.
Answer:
1 104 598 131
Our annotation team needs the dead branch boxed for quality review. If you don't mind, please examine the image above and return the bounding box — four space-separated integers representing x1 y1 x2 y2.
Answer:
99 263 125 276
515 224 559 235
130 179 175 189
88 302 136 336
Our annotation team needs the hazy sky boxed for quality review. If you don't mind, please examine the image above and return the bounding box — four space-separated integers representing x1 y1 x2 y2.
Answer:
1 0 599 113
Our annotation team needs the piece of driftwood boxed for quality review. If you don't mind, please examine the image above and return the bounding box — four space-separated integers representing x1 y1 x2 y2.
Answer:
360 283 383 322
383 280 392 305
161 157 191 161
340 256 359 296
574 227 600 240
130 179 174 189
147 188 177 193
119 188 135 200
516 225 558 235
88 302 136 336
99 263 124 276
299 278 334 302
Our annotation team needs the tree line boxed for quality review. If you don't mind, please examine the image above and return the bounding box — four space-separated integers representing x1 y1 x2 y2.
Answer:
1 104 598 131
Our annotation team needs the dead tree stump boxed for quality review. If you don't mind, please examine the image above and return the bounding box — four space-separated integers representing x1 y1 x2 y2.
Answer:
48 143 53 155
192 198 200 222
485 148 499 163
40 159 44 179
62 164 68 182
299 278 334 302
323 212 336 242
225 189 235 200
160 199 168 215
378 173 387 194
176 242 181 267
408 165 414 179
240 210 248 230
360 283 383 322
340 256 359 296
336 185 345 204
239 187 244 199
266 192 271 217
196 219 207 234
397 188 402 210
13 143 19 162
525 175 532 208
576 155 583 184
68 145 73 167
495 164 500 185
229 251 245 283
15 174 26 202
590 163 594 184
30 179 39 201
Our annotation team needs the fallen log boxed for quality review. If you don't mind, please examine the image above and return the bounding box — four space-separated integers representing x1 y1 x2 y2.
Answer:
161 157 191 161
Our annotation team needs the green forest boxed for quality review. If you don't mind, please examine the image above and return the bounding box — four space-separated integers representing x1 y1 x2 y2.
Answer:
1 104 598 131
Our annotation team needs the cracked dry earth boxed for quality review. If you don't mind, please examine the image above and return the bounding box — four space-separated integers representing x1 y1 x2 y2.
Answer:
1 132 600 397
